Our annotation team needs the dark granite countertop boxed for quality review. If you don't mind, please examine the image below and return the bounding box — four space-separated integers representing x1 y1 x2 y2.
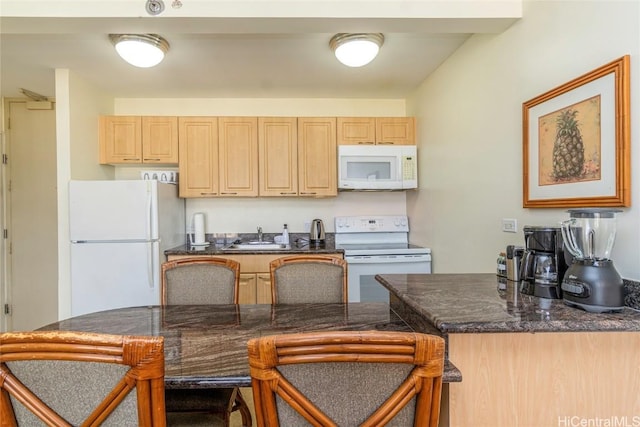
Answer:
39 303 461 387
376 273 640 334
165 233 343 256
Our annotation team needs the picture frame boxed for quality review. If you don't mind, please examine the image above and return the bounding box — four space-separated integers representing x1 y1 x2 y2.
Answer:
522 55 630 208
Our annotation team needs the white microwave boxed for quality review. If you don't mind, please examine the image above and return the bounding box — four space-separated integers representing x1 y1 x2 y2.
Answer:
338 145 418 190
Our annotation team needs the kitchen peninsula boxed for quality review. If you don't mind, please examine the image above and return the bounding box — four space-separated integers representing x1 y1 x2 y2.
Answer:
375 273 640 426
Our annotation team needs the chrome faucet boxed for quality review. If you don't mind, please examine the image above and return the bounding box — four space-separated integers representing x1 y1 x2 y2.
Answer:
257 226 263 242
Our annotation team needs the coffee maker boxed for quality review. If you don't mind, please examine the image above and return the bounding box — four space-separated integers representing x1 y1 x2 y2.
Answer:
560 208 624 313
520 226 570 299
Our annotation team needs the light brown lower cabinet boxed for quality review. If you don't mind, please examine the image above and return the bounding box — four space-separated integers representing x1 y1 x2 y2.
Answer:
238 273 257 304
446 331 640 426
166 253 342 304
237 273 272 304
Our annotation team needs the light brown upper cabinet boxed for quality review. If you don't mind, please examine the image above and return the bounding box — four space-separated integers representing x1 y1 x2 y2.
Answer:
298 118 337 197
258 117 298 197
100 116 178 164
178 117 219 198
337 117 415 145
218 117 259 197
142 117 179 163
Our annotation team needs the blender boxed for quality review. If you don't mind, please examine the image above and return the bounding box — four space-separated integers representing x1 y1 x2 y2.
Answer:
560 208 624 313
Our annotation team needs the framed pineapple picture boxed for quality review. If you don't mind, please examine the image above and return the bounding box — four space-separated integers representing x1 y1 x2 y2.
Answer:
522 55 630 208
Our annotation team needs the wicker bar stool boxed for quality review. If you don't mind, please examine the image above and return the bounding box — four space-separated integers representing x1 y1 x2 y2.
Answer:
247 330 445 426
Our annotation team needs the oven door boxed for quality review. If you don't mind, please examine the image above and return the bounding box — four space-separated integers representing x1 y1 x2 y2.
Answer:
345 254 432 302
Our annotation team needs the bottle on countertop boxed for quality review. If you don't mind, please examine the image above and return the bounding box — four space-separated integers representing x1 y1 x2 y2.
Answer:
497 252 507 278
282 224 289 245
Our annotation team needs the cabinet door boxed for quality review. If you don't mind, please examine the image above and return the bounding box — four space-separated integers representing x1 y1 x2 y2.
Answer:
298 118 337 197
376 117 416 145
238 273 257 304
99 116 142 164
256 273 272 304
219 117 259 197
259 117 298 196
337 117 376 145
178 117 219 198
142 116 178 163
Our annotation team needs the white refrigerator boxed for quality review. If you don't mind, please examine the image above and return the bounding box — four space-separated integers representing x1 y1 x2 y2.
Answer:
69 180 185 316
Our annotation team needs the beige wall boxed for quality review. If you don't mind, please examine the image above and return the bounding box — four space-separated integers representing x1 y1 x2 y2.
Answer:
56 70 115 320
69 71 114 180
406 0 640 280
113 98 409 235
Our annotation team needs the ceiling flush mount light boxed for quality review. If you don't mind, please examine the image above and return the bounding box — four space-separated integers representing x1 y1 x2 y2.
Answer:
329 33 384 67
109 34 169 68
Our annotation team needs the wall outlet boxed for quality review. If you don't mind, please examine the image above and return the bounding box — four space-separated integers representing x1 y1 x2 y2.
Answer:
304 221 311 232
502 218 517 233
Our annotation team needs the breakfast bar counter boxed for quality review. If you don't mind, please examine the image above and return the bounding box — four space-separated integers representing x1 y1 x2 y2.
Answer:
375 273 640 334
375 273 640 426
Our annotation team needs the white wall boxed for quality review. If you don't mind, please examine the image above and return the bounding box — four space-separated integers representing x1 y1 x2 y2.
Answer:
113 98 409 234
406 0 640 280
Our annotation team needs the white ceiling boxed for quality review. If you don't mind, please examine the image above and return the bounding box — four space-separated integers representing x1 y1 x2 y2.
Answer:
0 1 521 100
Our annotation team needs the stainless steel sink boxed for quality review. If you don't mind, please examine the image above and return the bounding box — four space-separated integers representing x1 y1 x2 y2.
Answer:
224 241 289 250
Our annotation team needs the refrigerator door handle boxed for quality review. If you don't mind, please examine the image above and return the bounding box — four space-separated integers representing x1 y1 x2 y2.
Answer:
147 242 155 289
146 182 153 241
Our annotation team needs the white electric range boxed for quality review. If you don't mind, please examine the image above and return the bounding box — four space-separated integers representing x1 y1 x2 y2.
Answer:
334 215 432 302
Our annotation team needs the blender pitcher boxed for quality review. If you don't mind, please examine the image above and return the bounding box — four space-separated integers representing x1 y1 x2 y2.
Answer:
560 208 621 261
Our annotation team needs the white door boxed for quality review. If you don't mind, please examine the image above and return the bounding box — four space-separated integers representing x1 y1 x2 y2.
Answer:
1 100 57 331
71 241 160 317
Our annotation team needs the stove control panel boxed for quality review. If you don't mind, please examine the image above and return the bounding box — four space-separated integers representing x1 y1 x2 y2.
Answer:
335 216 409 233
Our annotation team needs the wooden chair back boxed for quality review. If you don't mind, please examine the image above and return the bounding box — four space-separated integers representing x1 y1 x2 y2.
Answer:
269 255 348 304
161 257 240 305
247 331 445 427
0 331 165 427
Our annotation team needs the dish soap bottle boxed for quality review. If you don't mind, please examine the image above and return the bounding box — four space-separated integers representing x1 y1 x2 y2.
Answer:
282 224 289 245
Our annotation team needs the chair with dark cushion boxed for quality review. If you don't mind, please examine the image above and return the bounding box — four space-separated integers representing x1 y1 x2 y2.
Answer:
0 330 166 427
247 330 445 427
269 255 348 304
161 257 252 427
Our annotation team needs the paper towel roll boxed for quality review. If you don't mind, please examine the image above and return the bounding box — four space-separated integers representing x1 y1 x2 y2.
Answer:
193 213 206 244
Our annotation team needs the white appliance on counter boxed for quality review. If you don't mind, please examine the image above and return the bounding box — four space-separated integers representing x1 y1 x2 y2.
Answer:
338 145 417 190
335 215 431 302
69 180 185 316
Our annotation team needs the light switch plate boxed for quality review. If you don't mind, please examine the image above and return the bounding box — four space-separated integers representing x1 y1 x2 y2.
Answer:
502 218 517 233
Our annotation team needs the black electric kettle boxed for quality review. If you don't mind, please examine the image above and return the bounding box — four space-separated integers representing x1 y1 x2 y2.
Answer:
309 219 325 245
